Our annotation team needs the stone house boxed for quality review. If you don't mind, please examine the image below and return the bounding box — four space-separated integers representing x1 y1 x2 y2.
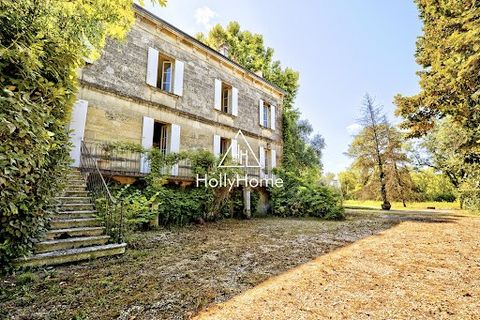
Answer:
69 5 284 193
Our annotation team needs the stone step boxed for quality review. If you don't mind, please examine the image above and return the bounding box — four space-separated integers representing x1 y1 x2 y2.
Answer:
65 185 87 191
51 212 96 219
16 243 127 267
47 226 105 240
63 190 89 197
55 203 95 211
35 235 110 253
56 209 97 215
54 196 92 204
50 218 100 229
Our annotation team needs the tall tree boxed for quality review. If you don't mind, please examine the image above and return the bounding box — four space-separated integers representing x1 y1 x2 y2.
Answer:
384 125 416 207
0 0 166 269
347 94 391 209
196 22 324 172
394 0 480 165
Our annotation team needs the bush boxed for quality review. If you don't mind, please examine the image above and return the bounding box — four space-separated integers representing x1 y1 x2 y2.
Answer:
156 186 213 225
0 0 140 272
271 168 344 220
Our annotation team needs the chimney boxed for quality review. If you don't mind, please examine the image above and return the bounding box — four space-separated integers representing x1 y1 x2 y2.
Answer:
255 70 263 78
218 43 229 57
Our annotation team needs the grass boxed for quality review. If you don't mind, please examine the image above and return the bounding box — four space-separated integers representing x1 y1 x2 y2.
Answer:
344 199 461 211
1 213 400 320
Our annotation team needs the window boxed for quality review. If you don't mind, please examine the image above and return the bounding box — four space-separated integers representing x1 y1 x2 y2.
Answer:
264 148 270 172
157 54 174 93
153 122 169 155
263 102 271 128
220 137 230 155
222 83 232 114
161 61 173 92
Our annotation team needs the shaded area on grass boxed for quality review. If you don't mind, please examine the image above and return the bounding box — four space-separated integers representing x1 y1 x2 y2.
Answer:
0 211 457 320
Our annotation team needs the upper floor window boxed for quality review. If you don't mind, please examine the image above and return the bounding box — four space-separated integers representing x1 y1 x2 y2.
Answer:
214 79 238 116
263 102 271 128
146 47 184 96
259 99 276 130
160 57 173 92
222 83 232 113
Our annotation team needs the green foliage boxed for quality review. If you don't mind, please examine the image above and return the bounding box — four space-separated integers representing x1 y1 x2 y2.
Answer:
394 1 480 211
395 0 480 143
196 22 274 74
117 186 159 230
196 21 324 171
197 22 339 217
271 168 344 220
411 169 456 202
0 0 165 271
156 187 214 225
16 271 39 285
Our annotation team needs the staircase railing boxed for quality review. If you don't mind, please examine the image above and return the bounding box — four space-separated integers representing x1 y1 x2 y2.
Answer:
79 141 124 243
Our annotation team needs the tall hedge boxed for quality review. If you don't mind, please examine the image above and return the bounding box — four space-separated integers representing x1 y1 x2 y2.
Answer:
0 0 152 271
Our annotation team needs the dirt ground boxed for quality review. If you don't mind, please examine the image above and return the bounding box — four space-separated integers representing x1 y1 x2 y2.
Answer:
1 211 399 319
196 210 480 320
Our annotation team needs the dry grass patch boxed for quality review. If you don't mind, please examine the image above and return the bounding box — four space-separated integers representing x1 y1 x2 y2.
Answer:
196 211 480 320
1 213 398 319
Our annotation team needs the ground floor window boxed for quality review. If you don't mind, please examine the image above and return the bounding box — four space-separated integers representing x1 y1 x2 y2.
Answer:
220 137 231 155
153 122 169 154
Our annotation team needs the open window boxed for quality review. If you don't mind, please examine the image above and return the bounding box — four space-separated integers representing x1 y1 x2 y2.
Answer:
263 101 271 128
214 79 238 116
259 99 276 130
158 54 174 93
222 83 232 114
153 121 169 155
146 47 184 96
220 137 231 155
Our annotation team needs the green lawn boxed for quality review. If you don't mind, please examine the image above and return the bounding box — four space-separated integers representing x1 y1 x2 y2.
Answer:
344 200 461 211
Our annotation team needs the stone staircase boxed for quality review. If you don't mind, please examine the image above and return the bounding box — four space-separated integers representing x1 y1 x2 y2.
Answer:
17 169 126 267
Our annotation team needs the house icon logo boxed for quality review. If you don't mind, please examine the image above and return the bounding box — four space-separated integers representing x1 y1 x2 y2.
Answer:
218 130 261 168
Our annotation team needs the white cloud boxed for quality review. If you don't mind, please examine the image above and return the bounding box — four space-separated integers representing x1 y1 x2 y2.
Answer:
346 123 362 135
194 6 217 30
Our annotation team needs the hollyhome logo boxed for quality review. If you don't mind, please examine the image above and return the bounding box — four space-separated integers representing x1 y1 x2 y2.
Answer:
196 130 283 190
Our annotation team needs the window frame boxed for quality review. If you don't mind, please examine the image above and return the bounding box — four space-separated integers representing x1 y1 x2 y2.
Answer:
161 61 173 92
263 102 271 128
221 82 233 114
220 137 231 155
153 121 170 155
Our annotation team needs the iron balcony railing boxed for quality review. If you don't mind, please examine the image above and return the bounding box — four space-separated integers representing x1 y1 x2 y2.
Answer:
79 141 124 243
80 140 273 180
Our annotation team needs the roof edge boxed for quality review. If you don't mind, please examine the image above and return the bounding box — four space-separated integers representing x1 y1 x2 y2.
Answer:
133 4 286 96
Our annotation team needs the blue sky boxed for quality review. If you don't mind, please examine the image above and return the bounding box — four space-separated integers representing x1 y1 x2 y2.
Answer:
146 0 423 174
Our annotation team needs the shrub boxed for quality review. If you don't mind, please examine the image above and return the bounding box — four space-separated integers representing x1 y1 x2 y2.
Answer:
0 0 146 272
271 168 344 220
156 186 213 225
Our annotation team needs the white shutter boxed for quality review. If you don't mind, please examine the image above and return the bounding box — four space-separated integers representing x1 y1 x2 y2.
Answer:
213 134 221 156
69 100 88 167
173 60 184 96
170 124 181 176
146 47 159 87
259 146 265 178
271 105 276 130
231 139 238 161
140 116 154 173
259 99 264 126
214 79 222 110
231 87 238 116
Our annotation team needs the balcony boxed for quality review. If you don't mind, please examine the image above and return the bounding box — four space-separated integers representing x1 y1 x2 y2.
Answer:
79 141 272 181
